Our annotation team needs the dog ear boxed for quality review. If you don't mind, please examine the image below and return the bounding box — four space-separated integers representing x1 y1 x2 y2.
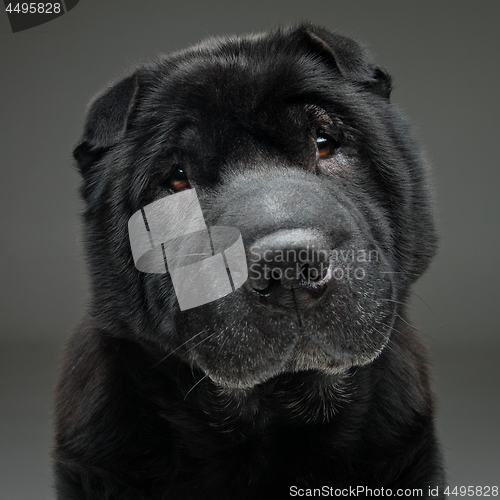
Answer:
297 25 392 99
73 72 140 175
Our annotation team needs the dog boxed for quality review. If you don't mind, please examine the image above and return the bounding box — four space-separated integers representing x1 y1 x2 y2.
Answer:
53 24 444 499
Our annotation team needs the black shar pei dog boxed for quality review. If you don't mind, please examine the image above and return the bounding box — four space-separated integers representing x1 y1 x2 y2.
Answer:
53 24 444 499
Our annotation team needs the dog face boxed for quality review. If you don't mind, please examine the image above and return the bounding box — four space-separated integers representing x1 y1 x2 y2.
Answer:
75 25 437 389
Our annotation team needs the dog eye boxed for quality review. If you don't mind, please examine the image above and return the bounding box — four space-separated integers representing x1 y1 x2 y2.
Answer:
316 136 337 158
164 168 190 192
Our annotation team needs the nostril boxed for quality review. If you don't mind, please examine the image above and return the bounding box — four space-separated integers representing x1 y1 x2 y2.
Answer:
252 277 281 296
302 262 330 284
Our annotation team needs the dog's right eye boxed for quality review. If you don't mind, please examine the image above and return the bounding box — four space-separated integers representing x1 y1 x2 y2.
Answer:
161 168 191 192
316 135 337 158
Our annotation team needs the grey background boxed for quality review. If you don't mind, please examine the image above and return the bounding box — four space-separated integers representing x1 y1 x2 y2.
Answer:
0 1 498 498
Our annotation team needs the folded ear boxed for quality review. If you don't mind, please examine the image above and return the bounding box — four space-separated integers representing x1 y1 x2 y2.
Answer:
296 24 392 99
73 72 140 175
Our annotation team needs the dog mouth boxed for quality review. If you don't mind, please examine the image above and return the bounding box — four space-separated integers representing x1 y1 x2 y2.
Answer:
166 216 397 389
193 330 390 390
173 237 396 389
181 288 395 390
278 336 360 375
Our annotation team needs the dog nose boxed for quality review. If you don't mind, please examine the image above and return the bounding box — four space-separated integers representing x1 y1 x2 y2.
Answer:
246 229 332 313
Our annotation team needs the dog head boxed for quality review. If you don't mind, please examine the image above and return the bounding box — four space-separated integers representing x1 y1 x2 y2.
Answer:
74 25 437 388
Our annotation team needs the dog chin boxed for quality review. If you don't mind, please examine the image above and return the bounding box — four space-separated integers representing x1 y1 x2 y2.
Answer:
201 337 385 390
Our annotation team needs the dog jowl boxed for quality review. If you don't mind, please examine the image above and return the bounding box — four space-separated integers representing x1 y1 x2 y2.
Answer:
53 24 444 499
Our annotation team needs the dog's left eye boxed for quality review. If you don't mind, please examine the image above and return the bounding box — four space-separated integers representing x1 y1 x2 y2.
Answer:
316 136 337 158
163 168 190 192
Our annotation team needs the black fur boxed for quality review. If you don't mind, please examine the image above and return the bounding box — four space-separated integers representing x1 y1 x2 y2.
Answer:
53 24 444 499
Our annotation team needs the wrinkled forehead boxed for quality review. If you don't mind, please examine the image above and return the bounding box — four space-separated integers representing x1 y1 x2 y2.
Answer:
146 44 343 121
125 41 350 165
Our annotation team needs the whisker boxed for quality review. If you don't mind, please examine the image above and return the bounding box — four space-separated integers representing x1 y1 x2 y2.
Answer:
184 331 218 355
394 312 420 331
410 291 440 321
376 298 412 308
151 329 208 368
184 374 209 401
380 315 439 343
372 327 395 353
215 334 230 358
